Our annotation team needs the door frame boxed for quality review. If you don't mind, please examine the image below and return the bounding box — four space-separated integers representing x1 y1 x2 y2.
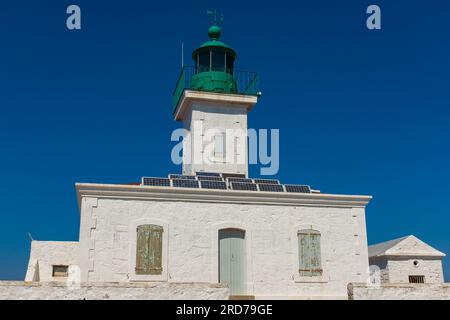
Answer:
211 222 253 295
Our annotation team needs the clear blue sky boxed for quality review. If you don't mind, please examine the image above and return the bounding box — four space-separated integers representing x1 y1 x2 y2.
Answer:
1 0 449 281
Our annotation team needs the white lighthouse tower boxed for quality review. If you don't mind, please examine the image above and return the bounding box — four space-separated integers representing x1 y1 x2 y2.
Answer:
172 23 259 177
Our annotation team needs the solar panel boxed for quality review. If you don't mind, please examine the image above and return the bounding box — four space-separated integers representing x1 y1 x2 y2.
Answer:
284 185 311 193
197 175 224 182
172 179 200 189
196 171 221 177
222 173 246 179
231 182 258 191
258 184 284 192
227 177 253 184
142 177 171 187
254 179 280 185
200 180 227 190
169 174 196 180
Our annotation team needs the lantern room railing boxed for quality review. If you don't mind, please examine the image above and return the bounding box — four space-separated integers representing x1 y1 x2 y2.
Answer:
172 66 259 113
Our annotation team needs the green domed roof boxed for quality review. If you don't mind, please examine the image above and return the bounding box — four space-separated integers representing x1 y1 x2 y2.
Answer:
192 25 237 59
208 25 221 40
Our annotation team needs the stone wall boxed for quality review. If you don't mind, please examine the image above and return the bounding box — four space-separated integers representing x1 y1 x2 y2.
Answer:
0 281 229 300
348 283 450 300
78 193 370 299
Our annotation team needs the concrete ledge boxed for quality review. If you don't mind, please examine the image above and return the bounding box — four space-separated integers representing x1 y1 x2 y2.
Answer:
348 282 450 300
0 281 229 300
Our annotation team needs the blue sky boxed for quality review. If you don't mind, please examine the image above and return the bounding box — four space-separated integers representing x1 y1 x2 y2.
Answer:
1 0 449 281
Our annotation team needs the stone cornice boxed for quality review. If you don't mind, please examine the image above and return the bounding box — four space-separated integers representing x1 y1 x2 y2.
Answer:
76 183 372 212
174 90 258 120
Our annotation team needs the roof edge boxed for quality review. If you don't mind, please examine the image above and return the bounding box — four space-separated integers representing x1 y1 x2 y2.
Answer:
369 235 446 258
75 182 372 212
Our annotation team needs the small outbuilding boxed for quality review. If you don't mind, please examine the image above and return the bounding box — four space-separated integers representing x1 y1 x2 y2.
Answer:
369 235 445 284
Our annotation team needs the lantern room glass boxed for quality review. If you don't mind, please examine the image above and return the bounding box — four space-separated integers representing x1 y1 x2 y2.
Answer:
212 50 225 71
195 49 234 74
197 51 210 73
226 52 234 74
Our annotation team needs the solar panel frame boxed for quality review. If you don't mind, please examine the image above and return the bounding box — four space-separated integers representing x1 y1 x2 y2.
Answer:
197 176 224 182
231 182 258 191
200 180 227 190
222 173 246 179
284 184 311 193
142 177 171 187
258 184 284 192
172 179 200 189
196 171 221 177
169 174 196 180
254 179 280 185
227 177 253 184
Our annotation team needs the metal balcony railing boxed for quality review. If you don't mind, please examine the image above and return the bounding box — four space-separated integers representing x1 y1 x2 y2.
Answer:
172 66 259 113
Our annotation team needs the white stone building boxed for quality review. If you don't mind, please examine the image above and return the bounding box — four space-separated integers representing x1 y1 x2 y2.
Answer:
368 235 445 284
9 22 448 300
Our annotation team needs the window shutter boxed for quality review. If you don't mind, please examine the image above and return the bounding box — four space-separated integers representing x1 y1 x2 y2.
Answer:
298 230 322 276
136 225 150 274
310 232 322 276
135 225 163 275
298 232 312 276
148 225 163 274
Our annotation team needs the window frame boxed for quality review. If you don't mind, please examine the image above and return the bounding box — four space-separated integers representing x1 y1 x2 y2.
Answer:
52 265 69 278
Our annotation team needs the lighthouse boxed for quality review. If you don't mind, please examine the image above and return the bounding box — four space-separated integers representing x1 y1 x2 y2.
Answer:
20 13 401 301
172 21 260 177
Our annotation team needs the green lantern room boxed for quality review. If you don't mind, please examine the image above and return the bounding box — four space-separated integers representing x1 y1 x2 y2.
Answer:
190 25 237 93
172 18 260 116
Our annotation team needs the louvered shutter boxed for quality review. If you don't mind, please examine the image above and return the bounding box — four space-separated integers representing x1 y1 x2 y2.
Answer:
310 232 322 276
298 232 311 276
298 230 322 276
148 225 163 274
135 225 163 275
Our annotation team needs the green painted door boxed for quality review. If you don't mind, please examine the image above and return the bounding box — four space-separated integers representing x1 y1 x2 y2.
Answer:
219 229 246 295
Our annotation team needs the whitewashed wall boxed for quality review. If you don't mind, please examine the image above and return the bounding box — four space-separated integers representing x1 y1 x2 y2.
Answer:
25 241 79 282
78 192 370 299
348 283 450 300
0 281 228 300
